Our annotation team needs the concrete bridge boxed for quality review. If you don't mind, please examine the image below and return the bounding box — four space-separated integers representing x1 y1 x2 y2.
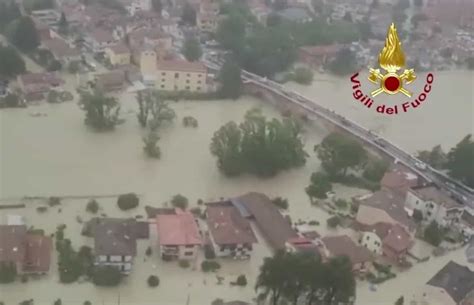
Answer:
204 59 474 207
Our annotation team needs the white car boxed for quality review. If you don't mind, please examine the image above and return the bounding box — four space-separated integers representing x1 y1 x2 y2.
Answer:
415 162 427 170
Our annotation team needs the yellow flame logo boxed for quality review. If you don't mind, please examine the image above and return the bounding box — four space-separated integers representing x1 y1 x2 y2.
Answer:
368 23 416 97
379 23 405 73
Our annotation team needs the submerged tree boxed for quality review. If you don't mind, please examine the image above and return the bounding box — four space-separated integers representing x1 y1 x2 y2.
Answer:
446 134 474 187
143 129 161 159
79 89 121 131
218 58 243 99
210 109 307 177
315 132 367 178
417 144 447 169
256 251 355 305
136 89 175 130
306 171 332 201
182 35 202 62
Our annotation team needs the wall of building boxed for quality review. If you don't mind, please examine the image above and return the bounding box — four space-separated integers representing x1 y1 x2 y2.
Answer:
96 255 133 273
405 191 463 227
359 231 382 255
156 69 207 92
108 52 131 66
209 233 252 258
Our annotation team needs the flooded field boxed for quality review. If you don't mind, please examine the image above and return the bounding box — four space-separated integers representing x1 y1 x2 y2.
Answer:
0 69 473 305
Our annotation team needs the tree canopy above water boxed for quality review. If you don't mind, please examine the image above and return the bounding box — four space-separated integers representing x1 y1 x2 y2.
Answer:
78 89 121 131
210 109 307 177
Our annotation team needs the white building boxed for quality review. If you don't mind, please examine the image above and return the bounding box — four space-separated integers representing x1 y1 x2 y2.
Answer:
405 186 464 227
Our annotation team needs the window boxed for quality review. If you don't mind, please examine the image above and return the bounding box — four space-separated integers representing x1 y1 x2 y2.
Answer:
185 245 194 248
197 80 201 84
161 85 164 88
366 236 369 241
175 73 179 78
161 79 165 82
186 80 190 84
184 251 193 256
161 72 166 76
198 74 202 78
185 86 190 90
186 73 190 77
197 86 201 90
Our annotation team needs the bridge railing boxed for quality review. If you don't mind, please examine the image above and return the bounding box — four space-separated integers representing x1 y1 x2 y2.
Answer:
204 60 472 193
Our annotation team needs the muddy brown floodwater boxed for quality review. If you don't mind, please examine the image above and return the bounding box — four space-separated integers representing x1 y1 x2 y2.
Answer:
0 69 472 305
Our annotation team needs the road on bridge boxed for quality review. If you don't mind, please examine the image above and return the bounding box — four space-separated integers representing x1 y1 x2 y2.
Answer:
203 56 474 208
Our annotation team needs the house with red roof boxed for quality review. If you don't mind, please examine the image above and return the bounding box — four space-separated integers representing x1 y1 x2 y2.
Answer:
84 29 116 54
381 163 420 196
320 235 374 274
156 209 202 260
0 225 52 275
298 45 343 68
285 236 321 256
17 72 64 101
206 205 257 259
358 222 414 263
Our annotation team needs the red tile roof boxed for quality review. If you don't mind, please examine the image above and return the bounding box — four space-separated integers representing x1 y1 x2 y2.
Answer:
322 235 374 265
90 29 114 43
381 163 419 194
42 38 80 59
23 235 52 273
0 226 52 273
206 206 257 245
156 60 207 73
0 225 26 264
382 224 413 253
357 189 416 232
156 209 202 246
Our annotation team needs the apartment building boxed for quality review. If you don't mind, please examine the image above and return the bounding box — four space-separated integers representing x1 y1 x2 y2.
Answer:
140 50 208 92
405 185 464 227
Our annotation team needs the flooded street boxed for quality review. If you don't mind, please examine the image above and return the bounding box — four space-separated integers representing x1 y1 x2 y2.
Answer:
0 70 473 305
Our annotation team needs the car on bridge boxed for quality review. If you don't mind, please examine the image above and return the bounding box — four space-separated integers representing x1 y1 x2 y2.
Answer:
415 161 427 170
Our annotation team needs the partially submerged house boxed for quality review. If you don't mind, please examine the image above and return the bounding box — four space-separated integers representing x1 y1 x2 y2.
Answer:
405 185 464 227
0 225 52 275
17 72 64 101
88 218 148 274
232 192 299 251
206 204 257 259
156 209 202 260
380 163 419 196
320 235 374 274
413 261 474 305
354 189 415 262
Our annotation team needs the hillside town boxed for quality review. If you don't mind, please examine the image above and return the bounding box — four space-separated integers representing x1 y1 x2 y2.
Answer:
0 0 473 304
